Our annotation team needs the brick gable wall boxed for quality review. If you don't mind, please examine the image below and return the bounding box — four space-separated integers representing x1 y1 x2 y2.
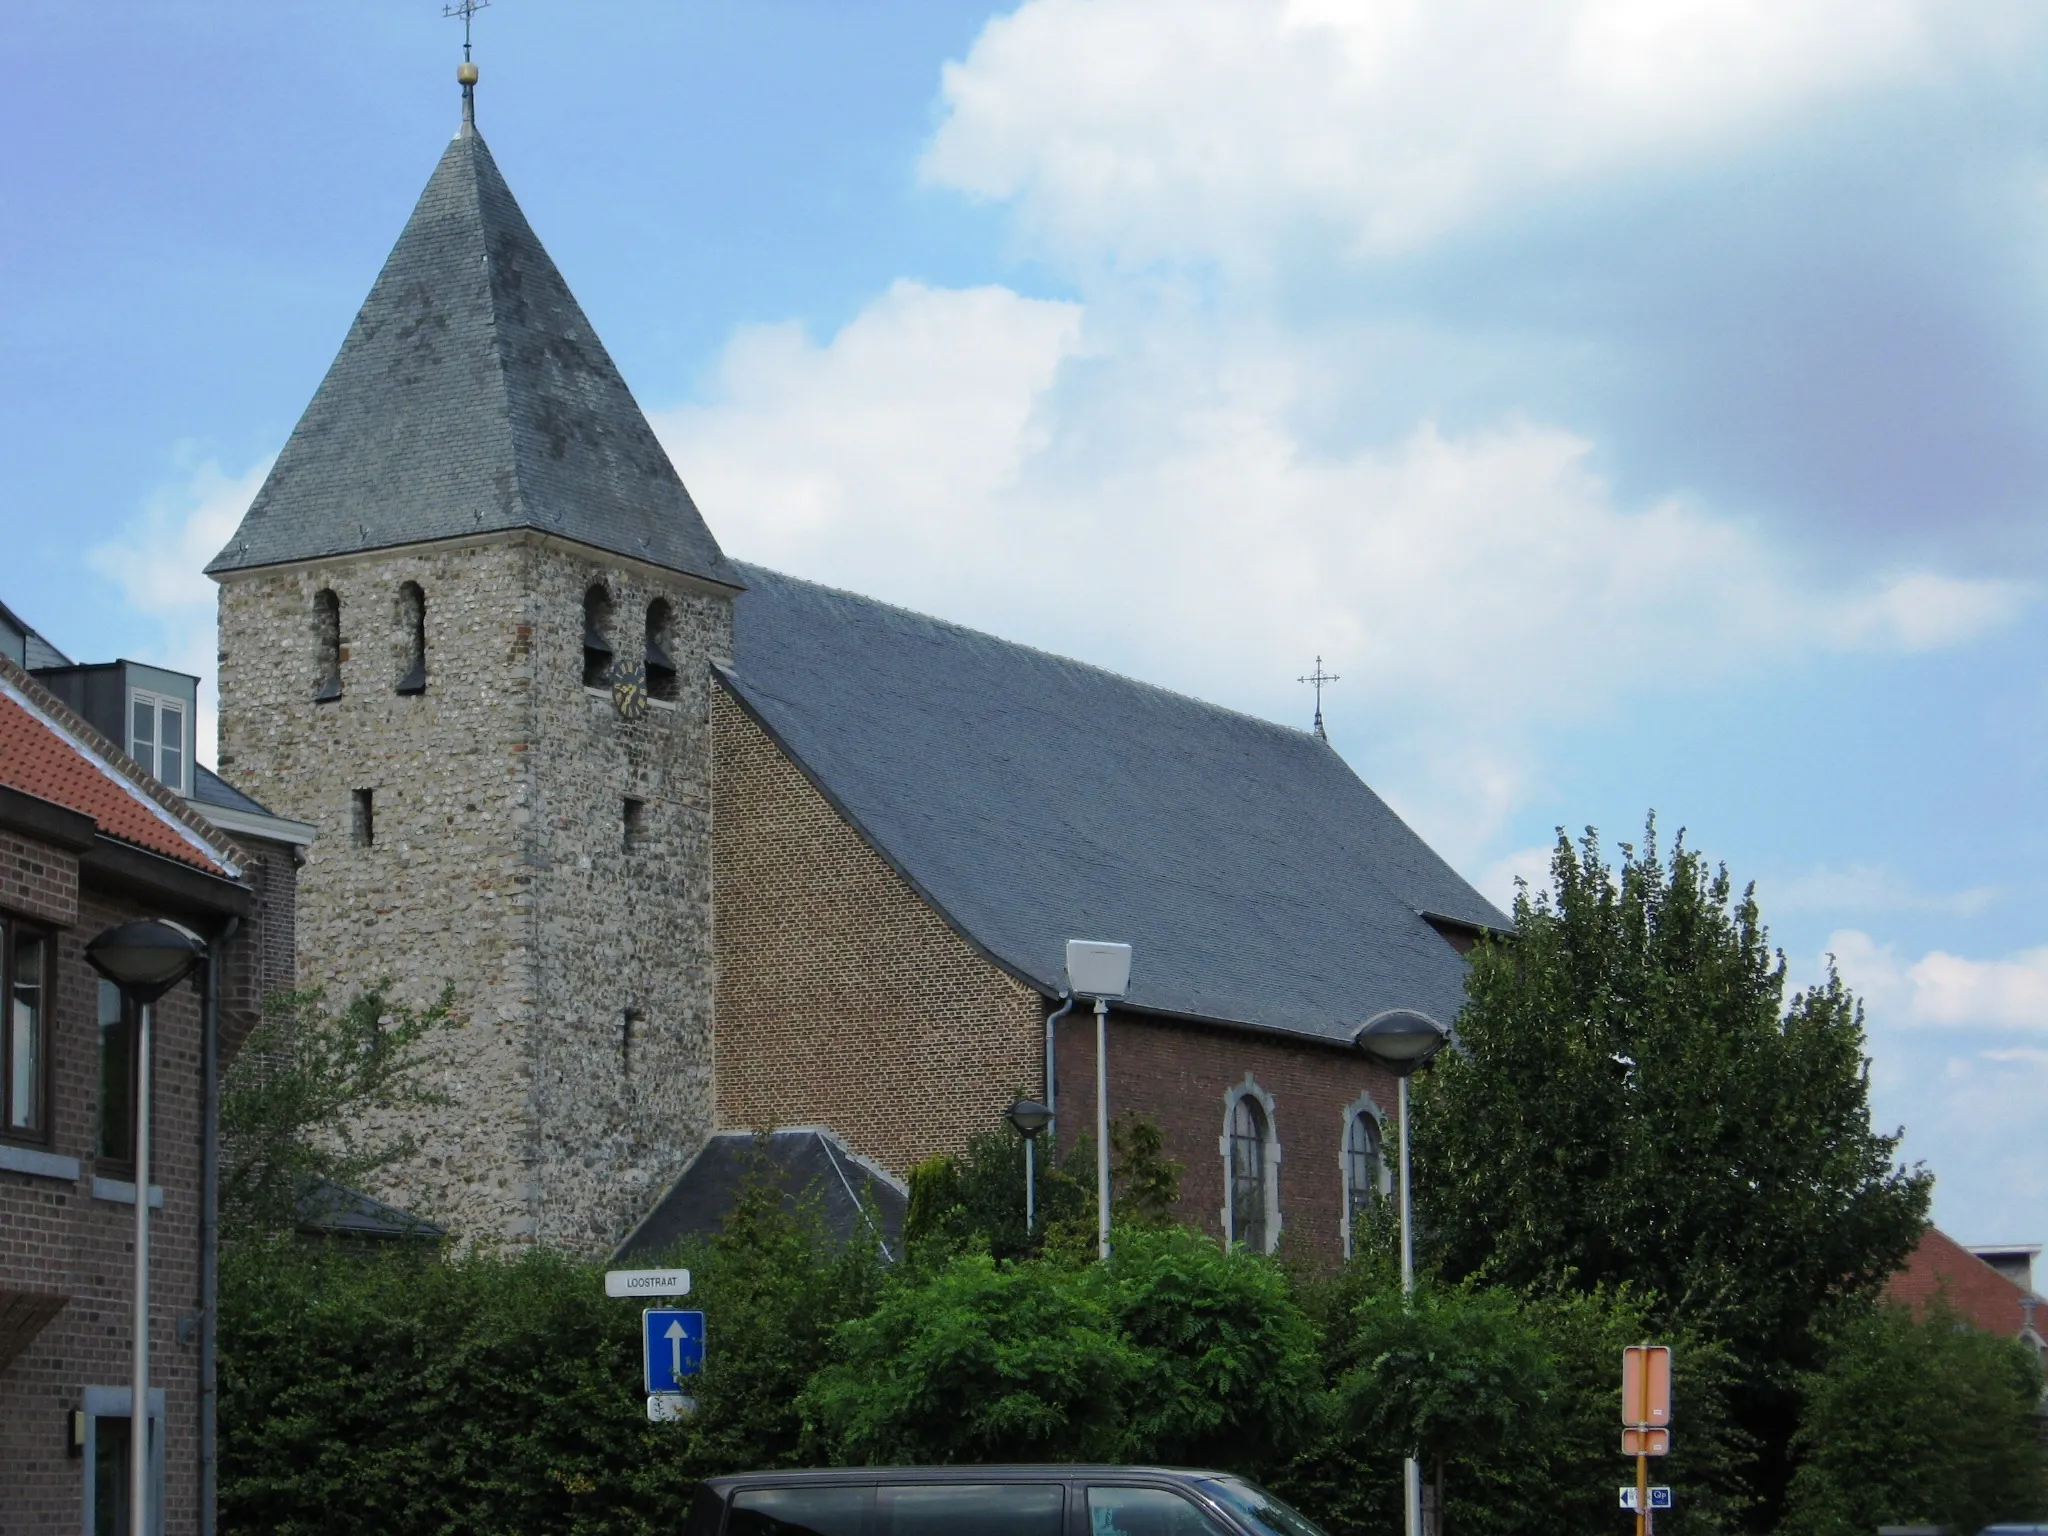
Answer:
712 688 1044 1176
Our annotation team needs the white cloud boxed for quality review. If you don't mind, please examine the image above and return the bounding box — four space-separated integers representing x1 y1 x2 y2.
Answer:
921 0 2010 266
1479 843 1554 910
656 279 2027 855
1829 928 2048 1030
87 452 269 761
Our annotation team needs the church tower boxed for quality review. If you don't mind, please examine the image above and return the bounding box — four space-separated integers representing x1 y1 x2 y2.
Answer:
208 71 738 1251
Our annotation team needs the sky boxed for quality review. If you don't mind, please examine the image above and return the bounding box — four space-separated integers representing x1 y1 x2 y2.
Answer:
3 1 2044 1250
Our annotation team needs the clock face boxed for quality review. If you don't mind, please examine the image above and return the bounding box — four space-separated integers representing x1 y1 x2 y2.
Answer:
607 657 650 720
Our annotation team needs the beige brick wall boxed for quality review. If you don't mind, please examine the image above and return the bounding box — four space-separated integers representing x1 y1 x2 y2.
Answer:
713 688 1044 1176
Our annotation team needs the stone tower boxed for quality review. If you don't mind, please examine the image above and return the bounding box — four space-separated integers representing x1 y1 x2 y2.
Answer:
207 88 739 1251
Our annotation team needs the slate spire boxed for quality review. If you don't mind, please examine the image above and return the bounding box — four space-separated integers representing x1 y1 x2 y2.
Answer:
208 105 733 587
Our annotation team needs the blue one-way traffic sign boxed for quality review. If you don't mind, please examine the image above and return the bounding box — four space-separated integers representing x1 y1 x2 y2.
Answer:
643 1309 705 1394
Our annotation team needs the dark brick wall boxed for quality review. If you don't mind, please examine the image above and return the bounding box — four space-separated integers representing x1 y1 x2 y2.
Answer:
0 829 78 928
0 872 218 1535
218 838 298 1064
1053 1007 1403 1267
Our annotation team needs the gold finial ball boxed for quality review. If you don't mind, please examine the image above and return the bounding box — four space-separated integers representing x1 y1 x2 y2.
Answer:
457 61 479 86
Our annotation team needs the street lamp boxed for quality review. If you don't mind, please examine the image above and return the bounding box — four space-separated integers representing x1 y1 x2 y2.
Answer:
1065 940 1132 1261
1356 1008 1450 1536
87 919 206 1536
1005 1099 1053 1233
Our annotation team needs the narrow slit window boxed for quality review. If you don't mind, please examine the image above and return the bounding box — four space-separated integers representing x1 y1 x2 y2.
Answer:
623 797 645 851
97 979 137 1166
621 1009 639 1081
1345 1110 1383 1254
1228 1094 1270 1253
352 788 375 848
582 584 614 688
396 581 427 695
314 589 343 701
645 598 678 702
4 921 49 1139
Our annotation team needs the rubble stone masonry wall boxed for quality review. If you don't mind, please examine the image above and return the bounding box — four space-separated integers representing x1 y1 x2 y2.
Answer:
215 533 728 1251
712 689 1045 1176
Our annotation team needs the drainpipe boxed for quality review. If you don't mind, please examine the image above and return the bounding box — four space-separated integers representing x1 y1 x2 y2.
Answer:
200 916 238 1536
1043 993 1074 1147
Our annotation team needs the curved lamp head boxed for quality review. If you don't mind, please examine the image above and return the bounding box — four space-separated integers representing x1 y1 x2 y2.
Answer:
1354 1009 1450 1078
1005 1099 1054 1140
85 919 206 1006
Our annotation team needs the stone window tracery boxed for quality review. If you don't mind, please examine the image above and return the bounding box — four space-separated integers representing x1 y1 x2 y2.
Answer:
1220 1075 1281 1254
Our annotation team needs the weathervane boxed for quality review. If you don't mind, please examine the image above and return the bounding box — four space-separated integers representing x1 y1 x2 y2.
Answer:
1298 656 1339 742
445 0 490 127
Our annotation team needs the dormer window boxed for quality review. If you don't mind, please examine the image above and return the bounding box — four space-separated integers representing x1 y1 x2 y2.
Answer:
645 598 678 702
314 589 343 702
129 690 186 793
395 582 427 695
582 584 614 688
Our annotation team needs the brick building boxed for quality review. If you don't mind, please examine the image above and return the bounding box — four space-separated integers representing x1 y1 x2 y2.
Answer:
1888 1227 2046 1379
203 75 1508 1264
0 649 301 1536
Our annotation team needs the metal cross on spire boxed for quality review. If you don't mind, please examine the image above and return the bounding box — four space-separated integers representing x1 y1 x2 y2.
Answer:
444 0 490 129
1298 656 1340 742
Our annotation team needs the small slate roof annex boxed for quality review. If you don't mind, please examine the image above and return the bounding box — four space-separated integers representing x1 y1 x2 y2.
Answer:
721 564 1512 1047
207 117 734 588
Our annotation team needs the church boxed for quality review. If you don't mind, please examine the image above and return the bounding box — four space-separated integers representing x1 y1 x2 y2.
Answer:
206 69 1510 1265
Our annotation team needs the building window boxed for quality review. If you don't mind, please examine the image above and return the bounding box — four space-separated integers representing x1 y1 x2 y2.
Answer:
395 581 427 695
621 1009 639 1082
1342 1105 1385 1258
3 920 49 1141
1223 1079 1279 1254
352 789 375 848
313 589 343 702
97 980 139 1169
82 1386 165 1536
128 690 186 793
582 584 614 688
645 598 678 702
623 797 645 851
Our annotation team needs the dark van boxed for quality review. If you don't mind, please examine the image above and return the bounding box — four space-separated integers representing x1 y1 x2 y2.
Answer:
685 1465 1332 1536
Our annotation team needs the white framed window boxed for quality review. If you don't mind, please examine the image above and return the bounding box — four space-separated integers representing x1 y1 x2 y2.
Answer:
1339 1093 1391 1260
82 1385 165 1536
128 690 186 794
1218 1074 1282 1254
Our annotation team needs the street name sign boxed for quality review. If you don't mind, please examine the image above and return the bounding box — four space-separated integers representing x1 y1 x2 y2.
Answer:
647 1393 697 1423
606 1268 690 1299
1619 1488 1673 1510
642 1308 705 1394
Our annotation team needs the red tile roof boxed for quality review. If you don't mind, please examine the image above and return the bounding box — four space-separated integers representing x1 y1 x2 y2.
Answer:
1887 1226 2037 1338
0 679 232 876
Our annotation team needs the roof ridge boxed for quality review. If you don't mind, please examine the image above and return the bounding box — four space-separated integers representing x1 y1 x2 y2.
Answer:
0 654 246 876
732 561 1335 749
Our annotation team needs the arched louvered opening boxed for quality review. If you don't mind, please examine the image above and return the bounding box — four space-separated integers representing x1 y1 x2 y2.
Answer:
582 583 615 688
395 581 427 695
645 598 678 702
313 589 343 702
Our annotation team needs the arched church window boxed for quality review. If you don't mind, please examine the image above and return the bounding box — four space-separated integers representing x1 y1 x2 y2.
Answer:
1344 1109 1383 1251
582 584 614 688
645 599 678 702
1228 1092 1270 1253
395 581 427 695
313 589 342 702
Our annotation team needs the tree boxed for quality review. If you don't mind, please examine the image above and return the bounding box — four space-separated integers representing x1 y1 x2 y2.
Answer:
1782 1299 2047 1536
219 982 457 1238
1414 821 1932 1516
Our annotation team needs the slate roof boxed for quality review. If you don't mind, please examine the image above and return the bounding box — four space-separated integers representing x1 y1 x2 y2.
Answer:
721 564 1511 1046
0 666 236 877
294 1177 444 1242
192 764 271 818
207 120 734 587
615 1129 907 1262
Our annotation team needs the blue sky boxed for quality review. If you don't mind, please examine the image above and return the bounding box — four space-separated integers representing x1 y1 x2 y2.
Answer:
5 1 2044 1249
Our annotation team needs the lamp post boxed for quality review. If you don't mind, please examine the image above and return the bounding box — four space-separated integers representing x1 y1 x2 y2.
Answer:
1005 1099 1053 1232
87 920 206 1536
1356 1008 1451 1536
1064 940 1132 1261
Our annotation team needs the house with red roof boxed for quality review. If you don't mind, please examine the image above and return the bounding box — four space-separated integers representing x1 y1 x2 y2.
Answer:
0 646 302 1536
1887 1226 2046 1381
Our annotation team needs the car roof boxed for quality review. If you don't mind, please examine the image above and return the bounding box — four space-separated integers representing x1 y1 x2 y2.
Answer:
701 1466 1229 1489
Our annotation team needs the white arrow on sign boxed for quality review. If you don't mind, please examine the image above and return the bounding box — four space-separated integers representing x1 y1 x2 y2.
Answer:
666 1320 688 1378
606 1268 691 1299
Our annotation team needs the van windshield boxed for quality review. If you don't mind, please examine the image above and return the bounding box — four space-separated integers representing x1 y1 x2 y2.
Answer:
1193 1477 1332 1536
